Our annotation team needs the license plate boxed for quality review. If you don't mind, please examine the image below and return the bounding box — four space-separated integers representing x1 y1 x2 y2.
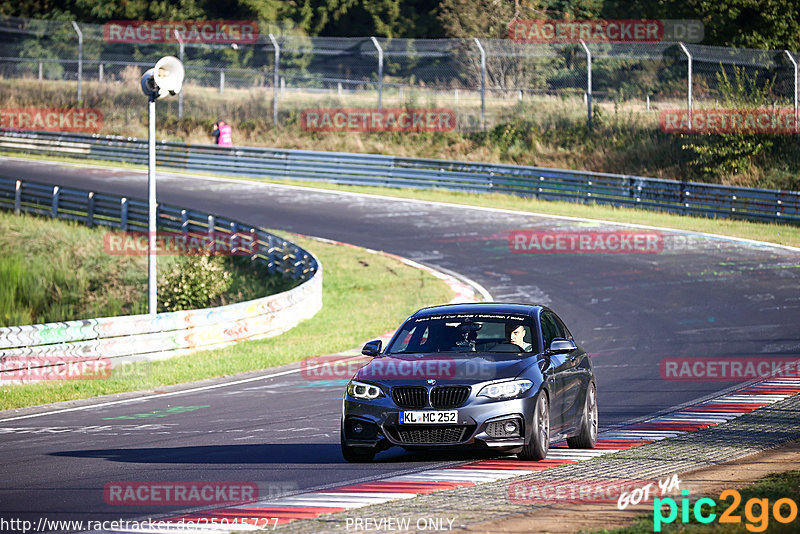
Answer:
399 410 458 424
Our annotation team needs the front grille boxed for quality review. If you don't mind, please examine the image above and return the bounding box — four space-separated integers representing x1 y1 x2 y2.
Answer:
392 386 428 408
430 386 470 408
389 425 470 444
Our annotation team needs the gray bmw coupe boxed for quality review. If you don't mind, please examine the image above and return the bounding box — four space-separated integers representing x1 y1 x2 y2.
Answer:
341 303 597 462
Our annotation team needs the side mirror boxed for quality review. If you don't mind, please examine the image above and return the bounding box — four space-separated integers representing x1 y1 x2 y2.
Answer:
362 339 382 357
548 338 577 355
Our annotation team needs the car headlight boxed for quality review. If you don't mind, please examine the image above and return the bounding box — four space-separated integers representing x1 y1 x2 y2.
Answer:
347 380 384 400
478 379 533 400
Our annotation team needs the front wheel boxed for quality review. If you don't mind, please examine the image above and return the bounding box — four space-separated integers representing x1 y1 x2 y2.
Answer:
341 434 376 463
519 392 549 460
567 381 598 449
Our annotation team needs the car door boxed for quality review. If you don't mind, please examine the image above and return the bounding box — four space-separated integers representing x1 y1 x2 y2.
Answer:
539 311 570 434
552 312 585 433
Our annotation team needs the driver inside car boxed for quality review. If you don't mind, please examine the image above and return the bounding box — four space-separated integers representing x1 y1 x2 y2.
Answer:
506 322 533 352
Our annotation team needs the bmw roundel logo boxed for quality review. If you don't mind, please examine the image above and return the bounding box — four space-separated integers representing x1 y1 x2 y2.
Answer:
427 379 436 386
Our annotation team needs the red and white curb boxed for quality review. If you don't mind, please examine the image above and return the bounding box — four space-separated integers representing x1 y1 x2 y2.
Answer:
99 378 800 533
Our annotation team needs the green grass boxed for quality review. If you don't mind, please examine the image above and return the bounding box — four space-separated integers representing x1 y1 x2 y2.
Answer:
0 211 296 326
0 233 454 410
592 470 800 533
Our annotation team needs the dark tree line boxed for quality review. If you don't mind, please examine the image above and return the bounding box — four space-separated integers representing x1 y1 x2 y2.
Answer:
2 0 798 49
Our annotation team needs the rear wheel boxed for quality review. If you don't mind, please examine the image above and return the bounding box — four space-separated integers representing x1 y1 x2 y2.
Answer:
519 392 549 460
567 382 598 449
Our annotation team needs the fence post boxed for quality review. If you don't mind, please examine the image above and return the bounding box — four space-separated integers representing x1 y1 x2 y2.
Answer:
87 191 95 227
579 40 592 128
175 30 185 119
268 33 280 125
785 50 798 132
370 37 384 109
98 63 103 83
71 21 83 102
473 38 486 130
38 62 42 81
14 180 22 215
679 42 692 130
220 70 225 94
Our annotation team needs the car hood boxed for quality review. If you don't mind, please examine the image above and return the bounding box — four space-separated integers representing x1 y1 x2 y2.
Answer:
354 352 537 384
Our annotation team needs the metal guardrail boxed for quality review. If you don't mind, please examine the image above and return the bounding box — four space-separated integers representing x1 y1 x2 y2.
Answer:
0 130 798 224
0 175 322 375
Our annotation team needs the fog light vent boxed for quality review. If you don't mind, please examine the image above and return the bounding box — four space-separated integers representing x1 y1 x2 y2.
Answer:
486 418 522 438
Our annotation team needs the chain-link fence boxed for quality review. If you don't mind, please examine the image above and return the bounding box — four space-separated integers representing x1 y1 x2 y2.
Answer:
0 17 798 136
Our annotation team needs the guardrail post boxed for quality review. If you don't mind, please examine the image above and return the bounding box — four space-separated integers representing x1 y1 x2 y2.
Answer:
679 42 692 130
14 180 21 215
785 50 798 132
208 215 215 254
229 221 238 254
473 38 486 131
71 21 83 102
268 34 280 125
181 209 189 236
250 227 258 256
87 191 95 227
370 37 384 109
120 197 128 231
579 40 592 128
51 186 60 218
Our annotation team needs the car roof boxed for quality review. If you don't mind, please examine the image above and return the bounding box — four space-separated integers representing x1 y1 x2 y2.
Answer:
410 302 545 318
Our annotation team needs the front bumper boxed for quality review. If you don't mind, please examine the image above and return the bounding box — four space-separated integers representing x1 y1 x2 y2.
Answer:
341 394 535 451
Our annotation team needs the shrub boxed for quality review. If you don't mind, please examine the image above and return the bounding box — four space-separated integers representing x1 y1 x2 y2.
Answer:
157 254 232 312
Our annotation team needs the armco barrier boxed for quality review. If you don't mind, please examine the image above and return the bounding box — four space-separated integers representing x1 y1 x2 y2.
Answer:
1 130 798 224
0 176 321 374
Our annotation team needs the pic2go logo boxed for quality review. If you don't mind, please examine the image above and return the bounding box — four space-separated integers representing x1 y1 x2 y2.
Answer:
654 489 799 532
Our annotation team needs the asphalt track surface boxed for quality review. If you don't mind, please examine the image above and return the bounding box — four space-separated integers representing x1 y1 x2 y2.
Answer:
1 157 799 530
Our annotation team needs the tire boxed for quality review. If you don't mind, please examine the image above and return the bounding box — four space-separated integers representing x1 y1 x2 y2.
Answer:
518 392 549 461
341 434 376 463
567 381 598 449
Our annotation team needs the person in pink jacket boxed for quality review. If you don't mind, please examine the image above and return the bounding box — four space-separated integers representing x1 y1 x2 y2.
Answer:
212 120 233 146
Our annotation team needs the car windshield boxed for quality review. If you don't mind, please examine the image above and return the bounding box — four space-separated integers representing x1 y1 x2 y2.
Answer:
386 313 537 354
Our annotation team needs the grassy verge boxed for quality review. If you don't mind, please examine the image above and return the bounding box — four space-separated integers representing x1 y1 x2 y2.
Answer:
0 233 454 410
2 77 799 189
0 211 296 326
4 151 799 248
595 470 800 533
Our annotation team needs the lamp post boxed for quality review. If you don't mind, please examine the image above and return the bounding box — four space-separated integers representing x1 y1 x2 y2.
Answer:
140 56 185 315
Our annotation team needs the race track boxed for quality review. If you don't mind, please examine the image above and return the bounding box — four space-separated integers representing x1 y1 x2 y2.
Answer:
1 157 799 530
